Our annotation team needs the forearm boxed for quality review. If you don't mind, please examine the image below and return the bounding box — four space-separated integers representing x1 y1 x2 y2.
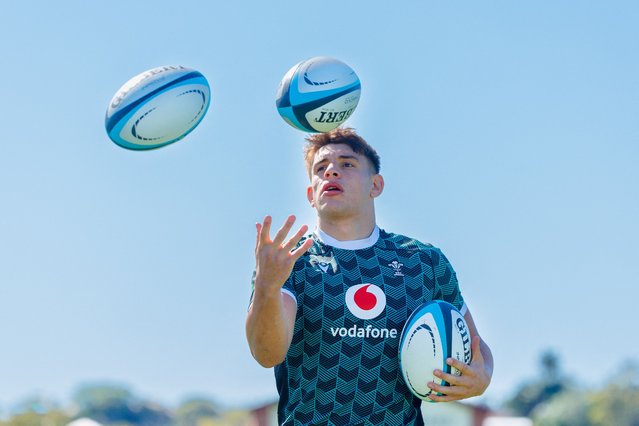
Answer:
246 287 294 368
480 338 494 381
248 215 311 368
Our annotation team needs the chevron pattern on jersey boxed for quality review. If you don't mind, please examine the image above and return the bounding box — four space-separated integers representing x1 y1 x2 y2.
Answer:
269 229 465 425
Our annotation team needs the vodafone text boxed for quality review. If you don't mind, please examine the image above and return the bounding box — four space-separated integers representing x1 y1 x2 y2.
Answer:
330 324 398 339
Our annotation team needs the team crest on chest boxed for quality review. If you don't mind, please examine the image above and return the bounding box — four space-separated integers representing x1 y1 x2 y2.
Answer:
388 260 404 276
309 254 338 274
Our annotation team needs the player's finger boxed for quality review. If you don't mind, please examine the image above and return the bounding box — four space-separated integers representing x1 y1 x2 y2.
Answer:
290 236 314 260
272 215 296 246
427 381 465 398
260 216 273 242
282 225 309 251
433 369 464 387
427 391 461 403
426 393 447 402
255 223 262 251
446 358 473 376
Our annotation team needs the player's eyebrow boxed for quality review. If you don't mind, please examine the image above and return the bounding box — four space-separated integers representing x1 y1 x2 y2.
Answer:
314 154 360 166
337 155 359 162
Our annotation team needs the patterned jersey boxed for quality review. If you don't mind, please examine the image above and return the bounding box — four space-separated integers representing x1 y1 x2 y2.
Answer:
259 227 465 426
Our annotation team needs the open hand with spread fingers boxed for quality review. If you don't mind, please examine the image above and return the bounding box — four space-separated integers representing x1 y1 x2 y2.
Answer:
254 215 314 293
426 335 492 402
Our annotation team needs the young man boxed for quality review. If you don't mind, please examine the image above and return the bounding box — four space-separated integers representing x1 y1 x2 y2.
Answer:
246 128 493 425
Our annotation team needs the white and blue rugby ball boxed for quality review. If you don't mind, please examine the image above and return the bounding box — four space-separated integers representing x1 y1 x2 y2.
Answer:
105 65 210 150
399 301 472 402
275 56 361 133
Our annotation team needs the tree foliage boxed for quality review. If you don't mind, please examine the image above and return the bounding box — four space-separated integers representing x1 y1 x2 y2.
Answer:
532 390 591 426
0 409 70 426
505 350 568 417
2 359 637 426
71 383 171 426
530 359 639 426
588 361 639 426
174 397 220 426
72 384 135 415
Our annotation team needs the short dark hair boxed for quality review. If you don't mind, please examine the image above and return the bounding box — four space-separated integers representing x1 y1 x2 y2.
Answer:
304 127 381 176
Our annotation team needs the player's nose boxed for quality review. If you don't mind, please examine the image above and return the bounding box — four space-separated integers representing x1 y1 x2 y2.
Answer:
324 163 339 178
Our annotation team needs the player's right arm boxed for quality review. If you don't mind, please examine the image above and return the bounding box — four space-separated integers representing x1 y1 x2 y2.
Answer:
245 215 313 368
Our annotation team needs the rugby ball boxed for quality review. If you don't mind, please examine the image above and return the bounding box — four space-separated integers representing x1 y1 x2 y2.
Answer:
275 56 361 133
399 301 472 402
105 65 210 150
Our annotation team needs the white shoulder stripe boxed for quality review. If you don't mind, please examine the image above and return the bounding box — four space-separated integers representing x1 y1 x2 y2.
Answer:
459 303 468 317
281 288 297 305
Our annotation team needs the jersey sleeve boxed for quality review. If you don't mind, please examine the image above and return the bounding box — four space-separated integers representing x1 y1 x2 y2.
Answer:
248 270 257 307
432 248 466 315
280 272 297 304
249 270 298 307
249 235 311 307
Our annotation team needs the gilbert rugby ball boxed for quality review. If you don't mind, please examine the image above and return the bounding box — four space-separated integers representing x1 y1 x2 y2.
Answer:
105 65 210 150
275 56 360 133
399 300 472 402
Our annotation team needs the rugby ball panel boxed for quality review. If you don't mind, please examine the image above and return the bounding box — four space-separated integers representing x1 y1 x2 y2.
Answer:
399 301 472 402
275 57 360 133
105 66 210 150
275 62 299 109
291 57 359 101
449 308 472 376
400 311 444 399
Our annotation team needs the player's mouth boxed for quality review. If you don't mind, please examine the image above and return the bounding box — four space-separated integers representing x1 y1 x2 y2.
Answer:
321 182 343 196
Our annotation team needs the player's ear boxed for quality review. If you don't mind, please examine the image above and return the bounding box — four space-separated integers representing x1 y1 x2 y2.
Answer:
307 185 315 207
370 174 384 198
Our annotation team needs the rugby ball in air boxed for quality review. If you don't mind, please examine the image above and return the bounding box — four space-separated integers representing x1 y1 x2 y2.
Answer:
105 65 211 150
275 56 361 133
399 301 472 402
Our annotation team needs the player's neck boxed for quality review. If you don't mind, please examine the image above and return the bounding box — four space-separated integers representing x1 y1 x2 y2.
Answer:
316 215 376 241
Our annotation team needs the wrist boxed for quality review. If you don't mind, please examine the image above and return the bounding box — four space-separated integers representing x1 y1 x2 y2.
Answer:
253 284 283 301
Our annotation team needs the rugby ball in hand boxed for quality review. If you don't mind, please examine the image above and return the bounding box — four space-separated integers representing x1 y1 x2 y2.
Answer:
275 56 361 133
105 65 210 150
399 300 472 402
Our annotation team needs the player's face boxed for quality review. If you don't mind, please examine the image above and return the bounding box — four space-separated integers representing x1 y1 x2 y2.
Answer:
306 144 383 220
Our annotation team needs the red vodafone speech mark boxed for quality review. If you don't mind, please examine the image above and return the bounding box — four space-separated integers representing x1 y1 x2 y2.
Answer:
354 284 377 311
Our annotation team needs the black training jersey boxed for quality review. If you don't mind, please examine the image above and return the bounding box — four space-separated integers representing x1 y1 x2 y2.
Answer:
262 227 465 425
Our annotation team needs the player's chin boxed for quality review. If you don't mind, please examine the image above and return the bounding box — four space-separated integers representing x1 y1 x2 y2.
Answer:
317 202 342 213
317 206 352 220
318 194 344 205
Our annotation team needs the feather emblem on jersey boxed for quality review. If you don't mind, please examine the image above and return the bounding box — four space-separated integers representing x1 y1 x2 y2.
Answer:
309 254 338 273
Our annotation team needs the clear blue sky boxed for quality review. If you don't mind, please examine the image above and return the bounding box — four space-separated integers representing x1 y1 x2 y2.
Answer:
1 0 638 414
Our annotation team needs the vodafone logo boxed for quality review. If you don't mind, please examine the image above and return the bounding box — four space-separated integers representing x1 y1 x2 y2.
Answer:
333 284 396 339
345 284 386 320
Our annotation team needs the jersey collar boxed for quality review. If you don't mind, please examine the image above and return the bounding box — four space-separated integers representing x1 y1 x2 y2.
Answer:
314 226 380 250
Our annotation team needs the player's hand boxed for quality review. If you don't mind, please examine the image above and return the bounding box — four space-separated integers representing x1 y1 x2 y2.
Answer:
426 336 491 402
254 215 313 294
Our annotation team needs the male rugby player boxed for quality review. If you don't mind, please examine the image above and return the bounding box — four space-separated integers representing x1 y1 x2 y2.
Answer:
246 128 493 425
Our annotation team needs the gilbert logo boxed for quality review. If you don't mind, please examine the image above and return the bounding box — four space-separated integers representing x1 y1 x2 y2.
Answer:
456 317 472 364
345 284 386 320
314 108 355 124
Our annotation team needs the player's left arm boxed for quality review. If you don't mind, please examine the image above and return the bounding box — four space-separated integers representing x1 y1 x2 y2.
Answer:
427 307 493 402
